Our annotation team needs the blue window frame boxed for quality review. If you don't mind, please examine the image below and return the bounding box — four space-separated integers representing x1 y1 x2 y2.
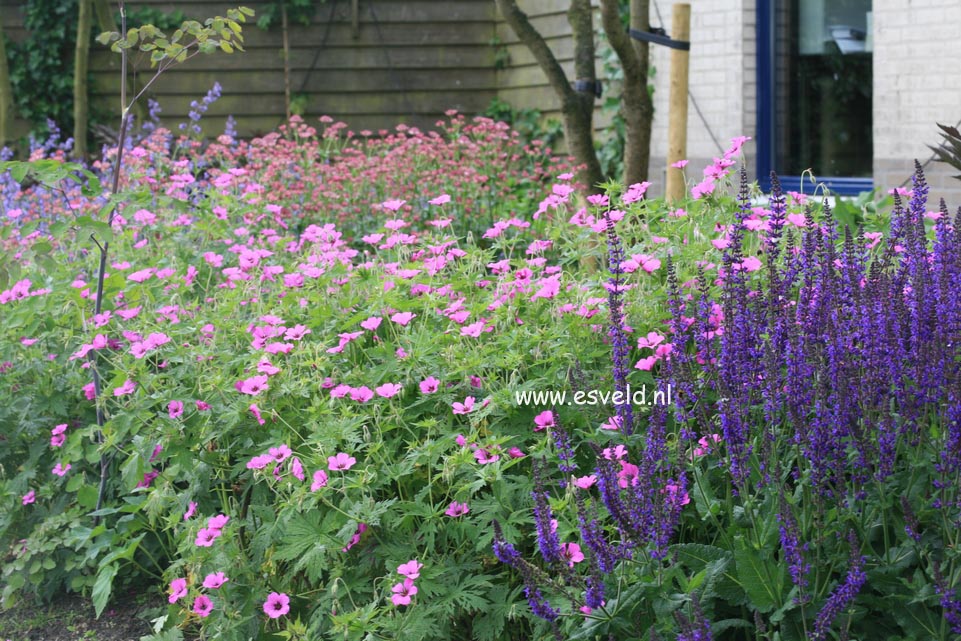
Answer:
756 0 874 196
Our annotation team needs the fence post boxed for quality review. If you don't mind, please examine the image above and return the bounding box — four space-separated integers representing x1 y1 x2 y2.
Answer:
665 3 691 202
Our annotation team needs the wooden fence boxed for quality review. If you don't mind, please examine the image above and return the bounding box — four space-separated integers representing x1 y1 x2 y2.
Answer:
1 0 595 138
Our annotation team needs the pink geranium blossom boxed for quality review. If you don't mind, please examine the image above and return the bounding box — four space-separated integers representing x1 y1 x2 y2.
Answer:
445 501 470 517
533 410 555 432
391 578 418 606
239 375 269 395
560 542 585 567
114 379 136 397
22 490 35 505
328 452 356 471
183 502 197 520
168 578 188 604
419 377 440 394
452 396 475 414
203 572 229 589
263 592 290 619
168 400 184 419
390 311 416 326
375 383 402 398
397 560 423 579
311 470 328 491
193 595 214 617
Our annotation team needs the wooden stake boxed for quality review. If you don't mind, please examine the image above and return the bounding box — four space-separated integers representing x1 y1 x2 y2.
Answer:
73 0 93 159
665 3 691 202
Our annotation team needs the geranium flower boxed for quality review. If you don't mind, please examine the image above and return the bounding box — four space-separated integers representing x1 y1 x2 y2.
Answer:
397 560 423 579
391 578 418 606
168 578 188 604
263 592 290 619
168 400 184 419
183 502 197 520
452 396 475 414
445 501 470 517
350 386 374 403
50 423 67 447
208 514 230 531
560 542 585 567
114 379 136 397
390 311 416 326
311 470 328 491
573 475 597 489
342 523 367 551
193 595 214 617
533 410 555 432
375 383 402 398
203 572 229 589
360 316 382 331
52 463 71 477
238 375 269 396
328 452 356 471
419 377 440 394
22 490 35 505
195 528 221 547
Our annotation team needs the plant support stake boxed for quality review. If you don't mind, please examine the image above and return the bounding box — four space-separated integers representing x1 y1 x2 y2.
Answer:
665 3 690 202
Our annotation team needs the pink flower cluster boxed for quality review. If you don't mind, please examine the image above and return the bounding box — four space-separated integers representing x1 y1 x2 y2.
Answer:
391 560 423 606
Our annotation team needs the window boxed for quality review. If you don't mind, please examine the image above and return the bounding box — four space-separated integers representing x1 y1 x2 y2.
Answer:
757 0 873 195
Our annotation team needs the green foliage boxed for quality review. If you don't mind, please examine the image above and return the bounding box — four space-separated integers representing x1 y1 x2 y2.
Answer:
929 122 961 181
483 97 563 151
4 0 89 140
97 7 253 66
256 0 323 29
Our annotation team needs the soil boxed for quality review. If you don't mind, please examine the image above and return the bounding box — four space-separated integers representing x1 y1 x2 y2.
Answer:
0 592 161 641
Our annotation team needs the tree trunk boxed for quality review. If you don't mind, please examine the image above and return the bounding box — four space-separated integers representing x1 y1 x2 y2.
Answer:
0 11 13 147
598 0 654 185
494 0 603 192
74 0 93 159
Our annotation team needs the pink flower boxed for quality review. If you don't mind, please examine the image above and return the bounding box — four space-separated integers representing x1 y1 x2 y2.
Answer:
183 502 197 520
52 462 71 477
390 311 416 326
375 383 403 398
249 404 266 425
22 490 35 505
361 316 382 331
196 400 211 411
391 578 418 606
192 595 214 617
269 445 292 463
342 522 367 551
381 199 406 211
195 528 221 547
419 377 440 394
474 449 499 464
168 400 184 419
202 572 229 589
560 542 585 567
290 457 305 481
247 454 274 470
508 447 526 458
693 433 722 457
671 159 689 168
311 470 329 491
429 194 451 205
168 578 188 604
350 386 374 403
533 410 555 432
328 452 356 471
452 396 475 415
397 560 423 579
114 379 136 397
635 356 659 371
50 423 67 447
239 375 269 396
263 592 290 619
208 514 231 531
460 321 485 338
445 501 470 517
573 475 597 489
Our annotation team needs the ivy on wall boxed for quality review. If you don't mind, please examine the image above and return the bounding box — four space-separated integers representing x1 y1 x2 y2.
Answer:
5 0 84 139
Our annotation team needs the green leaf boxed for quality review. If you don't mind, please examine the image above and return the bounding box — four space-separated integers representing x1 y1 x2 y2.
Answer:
78 484 99 509
92 562 118 618
734 546 779 613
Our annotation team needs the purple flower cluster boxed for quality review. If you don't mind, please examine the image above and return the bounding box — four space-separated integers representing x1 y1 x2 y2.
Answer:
810 533 866 641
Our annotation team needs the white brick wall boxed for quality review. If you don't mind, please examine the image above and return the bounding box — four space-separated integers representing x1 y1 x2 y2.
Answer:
872 0 961 204
648 0 757 189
